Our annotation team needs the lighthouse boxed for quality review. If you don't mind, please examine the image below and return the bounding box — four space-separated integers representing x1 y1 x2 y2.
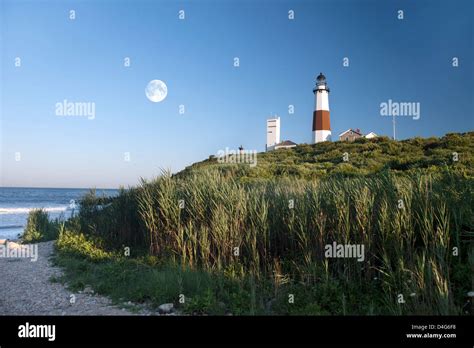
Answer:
266 116 280 151
312 73 331 143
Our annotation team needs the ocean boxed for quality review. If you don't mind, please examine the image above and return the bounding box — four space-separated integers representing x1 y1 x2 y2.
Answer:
0 187 119 240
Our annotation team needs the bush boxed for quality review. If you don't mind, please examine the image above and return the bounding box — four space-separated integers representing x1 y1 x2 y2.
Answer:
22 209 59 243
56 229 112 262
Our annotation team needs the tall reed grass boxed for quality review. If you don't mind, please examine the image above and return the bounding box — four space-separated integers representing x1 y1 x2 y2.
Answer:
76 168 472 314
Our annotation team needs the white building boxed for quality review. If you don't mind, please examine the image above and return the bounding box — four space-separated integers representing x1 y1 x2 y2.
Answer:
365 132 378 139
266 116 281 151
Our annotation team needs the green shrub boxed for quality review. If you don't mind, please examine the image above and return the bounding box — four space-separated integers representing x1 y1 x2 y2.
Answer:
56 229 112 262
22 209 59 243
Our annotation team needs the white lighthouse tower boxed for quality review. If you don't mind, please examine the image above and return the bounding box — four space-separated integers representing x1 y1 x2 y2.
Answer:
312 73 332 143
266 116 281 151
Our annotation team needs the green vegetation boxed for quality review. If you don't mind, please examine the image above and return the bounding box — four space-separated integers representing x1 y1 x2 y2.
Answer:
48 133 473 315
53 230 256 315
180 132 474 181
22 209 62 243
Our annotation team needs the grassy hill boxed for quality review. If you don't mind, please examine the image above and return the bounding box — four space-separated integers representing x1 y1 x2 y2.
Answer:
179 132 474 180
24 132 474 315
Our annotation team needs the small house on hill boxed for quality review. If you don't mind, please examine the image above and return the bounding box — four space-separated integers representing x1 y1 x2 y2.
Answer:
339 129 363 141
274 140 297 150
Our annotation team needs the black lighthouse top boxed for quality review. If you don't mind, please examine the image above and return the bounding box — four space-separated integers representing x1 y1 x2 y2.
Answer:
313 72 329 93
316 72 326 82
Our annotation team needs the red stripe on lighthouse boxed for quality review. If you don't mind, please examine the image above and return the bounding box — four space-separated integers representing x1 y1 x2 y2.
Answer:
312 110 331 131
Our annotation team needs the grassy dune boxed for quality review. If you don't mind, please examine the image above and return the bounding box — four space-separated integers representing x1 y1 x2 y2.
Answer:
27 133 473 315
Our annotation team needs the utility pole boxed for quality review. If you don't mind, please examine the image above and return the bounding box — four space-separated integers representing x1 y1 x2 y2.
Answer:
392 114 396 140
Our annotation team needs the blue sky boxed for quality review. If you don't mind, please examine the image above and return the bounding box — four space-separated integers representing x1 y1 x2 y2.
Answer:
1 0 473 188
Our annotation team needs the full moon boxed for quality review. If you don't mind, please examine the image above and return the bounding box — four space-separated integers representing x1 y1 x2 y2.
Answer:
145 80 168 103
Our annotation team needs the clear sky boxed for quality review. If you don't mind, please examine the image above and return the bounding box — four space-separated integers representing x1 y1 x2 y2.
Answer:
1 0 473 188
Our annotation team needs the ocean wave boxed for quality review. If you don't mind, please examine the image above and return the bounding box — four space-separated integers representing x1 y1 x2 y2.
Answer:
0 225 24 229
0 207 69 215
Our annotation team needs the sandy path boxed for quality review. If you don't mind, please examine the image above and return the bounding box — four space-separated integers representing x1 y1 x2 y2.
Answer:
0 241 148 315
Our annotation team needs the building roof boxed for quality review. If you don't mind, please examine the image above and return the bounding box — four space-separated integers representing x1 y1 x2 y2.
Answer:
275 140 297 146
316 72 326 81
338 128 363 137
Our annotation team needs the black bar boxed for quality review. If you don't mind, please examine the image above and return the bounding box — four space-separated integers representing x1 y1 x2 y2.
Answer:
0 316 472 346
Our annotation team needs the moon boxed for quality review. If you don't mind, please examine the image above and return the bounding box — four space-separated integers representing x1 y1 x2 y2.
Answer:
145 80 168 103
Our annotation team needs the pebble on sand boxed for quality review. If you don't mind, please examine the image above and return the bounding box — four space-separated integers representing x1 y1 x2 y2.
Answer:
158 303 174 314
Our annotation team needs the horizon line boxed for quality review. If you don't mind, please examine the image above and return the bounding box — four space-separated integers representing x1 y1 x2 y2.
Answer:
0 186 121 190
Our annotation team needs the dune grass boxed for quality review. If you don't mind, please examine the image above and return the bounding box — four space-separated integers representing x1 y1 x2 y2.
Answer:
40 133 474 314
50 162 473 315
